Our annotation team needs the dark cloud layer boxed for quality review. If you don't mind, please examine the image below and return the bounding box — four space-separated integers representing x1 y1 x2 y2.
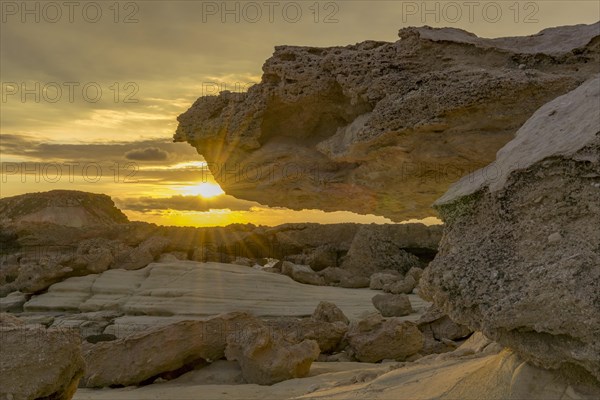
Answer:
125 147 169 161
117 194 259 212
0 133 198 164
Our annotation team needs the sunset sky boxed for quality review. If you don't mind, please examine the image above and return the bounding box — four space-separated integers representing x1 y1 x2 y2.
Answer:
1 1 598 226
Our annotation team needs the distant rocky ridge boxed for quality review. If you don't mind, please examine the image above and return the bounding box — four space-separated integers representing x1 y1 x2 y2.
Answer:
0 190 442 297
0 190 128 227
175 23 600 221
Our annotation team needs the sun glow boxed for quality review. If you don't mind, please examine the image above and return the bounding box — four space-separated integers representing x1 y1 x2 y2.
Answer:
178 182 225 198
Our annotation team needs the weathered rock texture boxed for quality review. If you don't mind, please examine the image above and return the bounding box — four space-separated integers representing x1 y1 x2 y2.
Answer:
175 23 600 221
421 76 600 381
225 317 320 385
345 314 424 362
82 312 255 387
0 321 85 400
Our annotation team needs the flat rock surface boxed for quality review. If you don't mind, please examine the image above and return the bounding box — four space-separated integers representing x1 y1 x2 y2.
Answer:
23 262 430 325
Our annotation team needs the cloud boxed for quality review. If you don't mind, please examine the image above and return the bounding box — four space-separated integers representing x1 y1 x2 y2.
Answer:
125 147 169 161
116 194 260 212
0 134 198 165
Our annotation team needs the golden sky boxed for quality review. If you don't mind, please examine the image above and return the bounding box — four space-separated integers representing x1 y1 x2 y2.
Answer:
1 1 598 226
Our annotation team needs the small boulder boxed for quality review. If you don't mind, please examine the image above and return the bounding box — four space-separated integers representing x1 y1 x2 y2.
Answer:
318 267 349 285
265 317 347 353
369 272 401 290
311 301 349 325
0 291 29 312
346 314 424 362
306 245 338 271
417 305 473 341
372 293 413 317
225 318 320 385
383 275 417 294
281 261 325 286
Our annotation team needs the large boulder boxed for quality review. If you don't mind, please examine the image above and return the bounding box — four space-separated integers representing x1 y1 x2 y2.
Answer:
421 76 600 381
0 316 85 400
174 24 599 221
81 312 253 387
345 313 424 362
225 317 320 385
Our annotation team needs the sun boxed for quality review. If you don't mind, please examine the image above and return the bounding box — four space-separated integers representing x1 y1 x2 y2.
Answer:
178 182 225 198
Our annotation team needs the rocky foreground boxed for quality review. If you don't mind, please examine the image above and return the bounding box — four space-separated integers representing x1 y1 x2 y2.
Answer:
2 23 600 400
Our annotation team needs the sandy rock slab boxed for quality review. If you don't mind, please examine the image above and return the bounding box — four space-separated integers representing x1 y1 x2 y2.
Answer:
23 261 429 322
1 313 85 400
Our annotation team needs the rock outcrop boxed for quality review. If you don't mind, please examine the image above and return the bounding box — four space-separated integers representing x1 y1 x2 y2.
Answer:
421 76 600 381
1 195 441 296
175 23 600 221
0 318 85 399
0 190 128 227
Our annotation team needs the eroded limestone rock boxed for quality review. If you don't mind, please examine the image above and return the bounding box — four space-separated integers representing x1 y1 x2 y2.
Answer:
175 24 600 221
422 75 600 381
